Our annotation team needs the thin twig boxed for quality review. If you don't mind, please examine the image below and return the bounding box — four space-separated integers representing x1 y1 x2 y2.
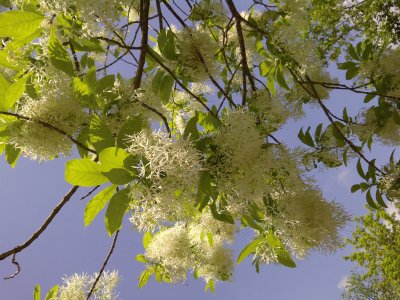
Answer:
0 186 80 262
3 254 20 280
86 231 120 300
80 186 101 201
304 75 384 175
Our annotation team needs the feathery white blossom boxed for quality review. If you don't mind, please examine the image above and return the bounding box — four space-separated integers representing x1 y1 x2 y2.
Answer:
127 131 201 230
57 271 120 300
175 26 219 82
10 70 87 161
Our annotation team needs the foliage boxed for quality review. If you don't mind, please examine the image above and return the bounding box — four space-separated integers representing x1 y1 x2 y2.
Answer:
341 207 400 299
0 0 398 297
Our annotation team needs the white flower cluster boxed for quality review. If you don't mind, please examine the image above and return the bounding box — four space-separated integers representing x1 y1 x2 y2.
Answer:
210 110 275 214
127 131 201 230
175 26 219 82
379 163 400 203
249 89 290 133
359 49 400 98
56 270 120 300
12 0 130 37
145 214 235 283
10 70 87 161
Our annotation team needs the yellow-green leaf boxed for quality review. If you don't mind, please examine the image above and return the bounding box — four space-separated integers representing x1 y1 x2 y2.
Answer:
65 159 108 186
0 10 44 40
84 185 116 226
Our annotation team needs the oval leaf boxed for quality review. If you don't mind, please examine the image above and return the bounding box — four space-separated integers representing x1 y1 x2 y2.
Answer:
65 159 108 186
105 188 131 236
84 185 116 226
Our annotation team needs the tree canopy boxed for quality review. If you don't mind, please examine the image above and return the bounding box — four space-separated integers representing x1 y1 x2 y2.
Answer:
0 0 399 298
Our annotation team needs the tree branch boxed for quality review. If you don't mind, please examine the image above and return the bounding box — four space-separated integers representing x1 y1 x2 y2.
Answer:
133 0 150 89
86 230 120 300
304 75 384 175
0 185 80 262
225 0 256 105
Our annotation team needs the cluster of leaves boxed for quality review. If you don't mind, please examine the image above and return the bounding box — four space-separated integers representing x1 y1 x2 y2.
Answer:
342 207 400 299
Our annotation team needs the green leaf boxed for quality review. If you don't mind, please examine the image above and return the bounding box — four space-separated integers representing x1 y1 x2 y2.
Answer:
143 231 153 249
48 29 75 76
99 147 130 172
345 67 359 80
210 203 235 224
84 185 116 226
356 159 366 179
241 215 263 232
2 74 29 110
366 189 378 209
71 37 104 52
45 285 59 300
338 61 358 70
159 74 174 104
275 67 289 90
298 127 315 147
136 254 147 263
102 168 134 185
89 115 115 152
351 184 361 193
163 30 176 60
138 268 153 288
0 10 44 41
104 188 131 236
266 232 296 268
237 238 263 264
117 116 145 148
314 123 323 143
205 279 215 293
364 94 376 103
276 247 296 268
65 159 108 186
259 60 272 76
198 111 220 132
348 44 360 60
5 144 20 168
375 190 387 208
183 114 199 140
33 284 40 300
151 69 164 93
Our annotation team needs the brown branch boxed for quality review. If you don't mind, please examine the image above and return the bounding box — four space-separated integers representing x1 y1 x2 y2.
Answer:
304 75 384 175
0 186 80 262
155 0 164 31
160 0 187 28
225 0 256 105
133 0 150 89
95 36 142 50
138 100 172 137
3 254 20 280
69 40 80 73
300 80 400 101
86 230 120 300
0 111 96 154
